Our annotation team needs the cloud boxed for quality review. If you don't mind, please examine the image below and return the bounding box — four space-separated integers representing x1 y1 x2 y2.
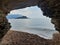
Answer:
10 6 46 18
10 7 32 16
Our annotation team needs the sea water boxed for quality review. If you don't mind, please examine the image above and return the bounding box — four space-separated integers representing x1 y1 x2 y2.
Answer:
8 18 57 39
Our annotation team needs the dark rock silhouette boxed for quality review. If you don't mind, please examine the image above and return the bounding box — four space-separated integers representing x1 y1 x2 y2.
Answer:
0 11 11 40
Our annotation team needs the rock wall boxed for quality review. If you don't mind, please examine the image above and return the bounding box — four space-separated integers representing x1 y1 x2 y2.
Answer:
52 33 60 45
0 0 60 40
0 10 11 40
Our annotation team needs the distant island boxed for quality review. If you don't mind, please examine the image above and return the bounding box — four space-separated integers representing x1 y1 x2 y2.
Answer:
16 16 28 19
6 14 28 19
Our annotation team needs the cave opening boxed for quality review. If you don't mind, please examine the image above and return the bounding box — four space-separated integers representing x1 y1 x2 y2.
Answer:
0 0 60 41
6 6 57 39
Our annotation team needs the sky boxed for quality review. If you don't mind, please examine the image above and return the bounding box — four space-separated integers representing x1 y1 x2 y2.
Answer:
10 6 48 18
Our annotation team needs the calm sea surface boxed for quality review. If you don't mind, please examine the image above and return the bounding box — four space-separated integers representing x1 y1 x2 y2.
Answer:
8 18 57 39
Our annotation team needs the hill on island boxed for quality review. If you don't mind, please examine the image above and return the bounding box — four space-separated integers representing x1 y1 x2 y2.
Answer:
6 14 28 19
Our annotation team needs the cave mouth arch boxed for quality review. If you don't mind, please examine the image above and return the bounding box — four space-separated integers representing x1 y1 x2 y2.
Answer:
0 0 60 39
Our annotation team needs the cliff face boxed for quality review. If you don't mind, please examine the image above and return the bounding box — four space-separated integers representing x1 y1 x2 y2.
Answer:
0 0 60 40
